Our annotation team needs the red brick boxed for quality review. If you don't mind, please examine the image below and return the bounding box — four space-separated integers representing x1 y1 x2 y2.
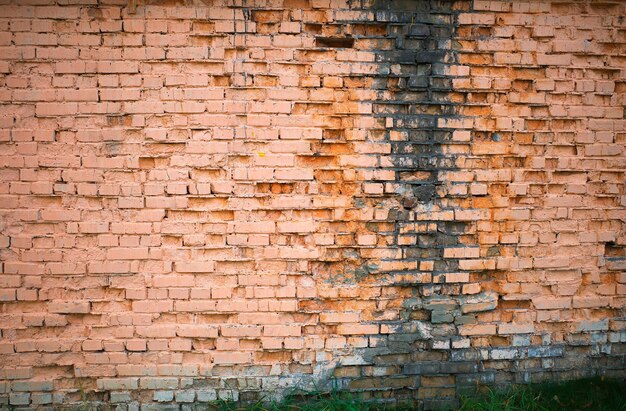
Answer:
176 325 218 338
132 300 172 313
106 248 149 260
532 297 571 310
152 275 194 288
212 351 252 364
97 61 139 74
175 262 215 273
263 325 301 337
88 261 130 274
175 301 217 312
221 326 262 337
49 301 90 314
336 324 378 335
459 324 497 336
35 103 78 116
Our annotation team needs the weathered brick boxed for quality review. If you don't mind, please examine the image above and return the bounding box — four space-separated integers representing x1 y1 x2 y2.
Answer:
9 393 30 406
175 262 215 273
532 297 571 310
498 323 534 335
336 324 378 335
139 378 178 390
2 368 32 380
212 351 252 365
176 325 219 338
263 325 301 337
11 380 53 392
96 378 139 391
48 301 90 314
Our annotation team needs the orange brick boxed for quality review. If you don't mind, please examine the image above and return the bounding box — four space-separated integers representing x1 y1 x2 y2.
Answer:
262 325 301 337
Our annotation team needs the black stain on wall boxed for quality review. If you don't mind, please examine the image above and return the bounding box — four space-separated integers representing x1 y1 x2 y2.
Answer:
311 1 484 408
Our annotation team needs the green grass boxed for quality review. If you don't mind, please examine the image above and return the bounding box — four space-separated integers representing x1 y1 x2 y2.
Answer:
205 377 626 411
458 377 626 411
209 391 413 411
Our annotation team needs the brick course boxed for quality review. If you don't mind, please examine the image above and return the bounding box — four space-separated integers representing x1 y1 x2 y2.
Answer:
0 0 624 409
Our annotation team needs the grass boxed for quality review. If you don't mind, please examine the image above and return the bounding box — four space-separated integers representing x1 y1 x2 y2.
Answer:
210 390 413 411
205 377 626 411
457 377 626 411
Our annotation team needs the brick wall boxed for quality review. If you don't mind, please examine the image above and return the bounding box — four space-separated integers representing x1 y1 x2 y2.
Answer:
0 0 624 409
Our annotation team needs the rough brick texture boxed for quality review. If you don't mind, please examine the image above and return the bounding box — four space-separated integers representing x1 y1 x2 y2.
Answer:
0 0 625 409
